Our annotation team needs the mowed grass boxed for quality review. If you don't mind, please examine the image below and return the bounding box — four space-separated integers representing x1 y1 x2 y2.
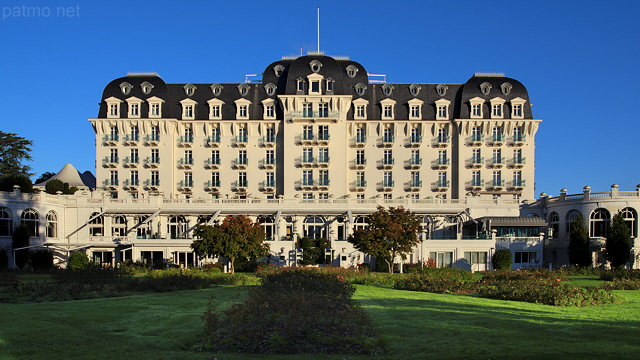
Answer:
0 281 639 360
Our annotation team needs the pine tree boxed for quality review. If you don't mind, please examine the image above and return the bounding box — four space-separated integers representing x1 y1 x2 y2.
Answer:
568 214 592 267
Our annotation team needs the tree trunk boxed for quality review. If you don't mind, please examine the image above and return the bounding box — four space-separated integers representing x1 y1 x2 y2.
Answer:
229 257 235 274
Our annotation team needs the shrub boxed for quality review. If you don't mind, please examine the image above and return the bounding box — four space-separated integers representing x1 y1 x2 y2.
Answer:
600 269 640 281
30 250 54 271
492 249 512 270
481 269 566 283
0 249 8 269
68 251 90 270
0 175 33 193
476 281 620 306
394 268 474 293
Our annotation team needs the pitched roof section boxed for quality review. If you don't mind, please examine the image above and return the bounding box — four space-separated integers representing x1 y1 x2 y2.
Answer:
35 164 95 189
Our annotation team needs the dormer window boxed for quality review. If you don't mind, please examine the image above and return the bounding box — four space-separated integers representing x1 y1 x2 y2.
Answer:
380 98 396 120
381 84 394 97
307 73 323 95
264 83 277 96
501 82 513 95
346 65 358 78
355 83 366 96
207 98 224 120
409 84 421 96
273 64 285 77
469 97 485 119
296 78 305 93
184 84 197 97
435 98 451 120
238 84 250 97
126 97 142 118
120 82 133 95
180 98 197 119
436 84 448 97
140 81 154 95
480 82 492 95
235 98 252 119
309 60 322 73
326 78 334 93
353 98 369 120
147 96 164 118
490 97 506 119
262 98 276 119
105 97 122 119
407 98 424 120
510 97 526 119
211 84 223 96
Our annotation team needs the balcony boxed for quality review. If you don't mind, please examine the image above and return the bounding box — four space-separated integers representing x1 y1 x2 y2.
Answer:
509 135 526 147
316 178 330 191
261 158 276 169
408 180 422 191
379 158 395 169
291 110 340 121
432 158 450 170
205 158 221 169
206 180 221 193
316 156 330 168
467 179 485 191
488 179 505 190
178 180 194 191
234 135 248 147
467 134 484 146
145 134 160 146
300 178 314 190
352 180 367 192
102 179 119 189
509 179 526 190
123 134 140 146
405 158 422 169
509 157 526 169
262 135 276 147
407 135 422 148
123 156 139 168
103 134 119 146
380 135 394 148
144 157 160 168
317 133 330 146
122 179 139 190
351 158 367 169
178 136 194 147
261 180 276 192
234 157 248 169
488 157 505 169
207 135 221 147
352 135 367 148
178 158 194 169
234 180 249 192
432 136 450 148
488 135 504 146
467 157 484 169
299 156 314 168
144 179 160 191
433 180 450 192
381 180 395 192
300 133 315 145
103 156 119 168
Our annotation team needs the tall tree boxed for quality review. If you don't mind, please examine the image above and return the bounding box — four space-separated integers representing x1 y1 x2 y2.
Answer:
348 206 421 273
0 131 34 177
191 215 269 274
605 211 632 268
12 224 31 269
35 171 56 184
569 214 592 267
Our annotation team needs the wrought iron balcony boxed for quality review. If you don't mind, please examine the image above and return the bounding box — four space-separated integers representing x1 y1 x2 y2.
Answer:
509 134 526 146
407 135 422 148
467 134 484 146
406 158 422 169
207 135 221 147
234 135 248 147
262 135 276 147
234 157 248 169
489 179 506 190
178 136 194 147
103 156 119 168
262 157 276 169
509 157 526 168
488 157 505 168
205 158 221 169
380 135 394 147
379 158 395 169
488 134 504 146
408 180 422 191
432 158 450 169
123 156 139 167
103 134 119 145
123 134 139 145
433 136 450 147
145 134 160 145
352 180 367 191
467 156 484 168
433 180 450 191
352 135 367 147
509 179 526 190
144 179 160 189
467 179 485 191
144 157 160 167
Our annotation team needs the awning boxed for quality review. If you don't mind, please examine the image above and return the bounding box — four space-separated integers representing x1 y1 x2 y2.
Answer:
476 216 548 227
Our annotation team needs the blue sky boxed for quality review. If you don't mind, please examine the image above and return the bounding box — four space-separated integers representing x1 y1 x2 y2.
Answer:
0 0 638 196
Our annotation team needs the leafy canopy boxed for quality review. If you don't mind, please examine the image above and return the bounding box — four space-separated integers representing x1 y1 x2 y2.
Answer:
191 215 269 274
0 131 33 177
569 214 592 267
348 206 421 273
605 211 632 268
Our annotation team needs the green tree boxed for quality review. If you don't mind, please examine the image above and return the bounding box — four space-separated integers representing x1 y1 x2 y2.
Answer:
68 251 90 270
12 224 31 269
569 214 592 267
347 206 421 273
296 237 330 265
192 215 269 274
492 249 512 270
0 131 33 177
0 174 33 193
605 211 632 268
35 171 56 184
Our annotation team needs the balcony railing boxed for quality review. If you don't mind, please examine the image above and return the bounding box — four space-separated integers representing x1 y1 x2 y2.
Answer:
434 180 450 190
207 180 221 188
432 158 450 169
291 110 340 119
379 158 395 169
489 157 505 168
103 156 119 167
353 135 367 147
468 134 484 145
510 179 526 189
207 135 221 146
509 157 526 168
145 134 160 144
408 180 422 190
406 158 422 169
124 134 139 144
261 180 276 188
300 155 314 167
316 156 330 167
262 135 276 146
103 179 119 187
234 180 248 190
145 157 160 167
123 179 139 187
408 135 422 147
380 135 394 147
179 158 194 168
433 136 450 147
178 136 194 146
123 156 139 167
490 179 506 189
489 134 504 145
353 180 367 189
234 157 248 169
179 180 194 189
262 157 276 168
467 156 484 168
468 179 485 190
144 179 160 188
381 180 395 189
316 178 330 188
509 134 526 145
206 158 221 168
103 134 119 144
234 135 248 147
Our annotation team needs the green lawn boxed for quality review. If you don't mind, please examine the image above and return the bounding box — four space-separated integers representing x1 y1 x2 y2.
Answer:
1 282 639 359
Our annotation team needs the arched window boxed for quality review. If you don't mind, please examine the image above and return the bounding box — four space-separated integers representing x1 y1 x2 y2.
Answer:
46 211 58 238
168 215 188 239
590 208 610 237
21 209 39 237
548 212 559 239
0 207 13 236
111 215 127 237
89 212 104 236
304 215 326 239
421 215 433 239
257 215 276 241
353 215 369 231
134 215 151 239
565 209 582 238
621 207 637 238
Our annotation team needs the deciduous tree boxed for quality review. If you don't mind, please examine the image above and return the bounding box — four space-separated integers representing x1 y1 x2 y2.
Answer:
0 131 33 177
569 214 592 267
35 171 56 184
347 206 421 273
192 215 269 274
605 211 632 268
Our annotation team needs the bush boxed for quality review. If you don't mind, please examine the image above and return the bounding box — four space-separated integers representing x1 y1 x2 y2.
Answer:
394 268 474 293
30 250 54 271
600 269 640 281
492 249 512 270
203 268 384 355
0 175 33 193
68 251 90 270
0 249 8 269
476 281 620 306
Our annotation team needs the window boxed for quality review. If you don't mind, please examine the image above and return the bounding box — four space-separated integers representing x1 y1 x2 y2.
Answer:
318 125 329 141
150 126 160 142
435 99 451 120
147 96 164 118
590 208 610 237
510 97 526 119
211 83 223 96
151 171 160 186
297 78 305 93
472 170 481 187
355 83 366 96
273 65 285 77
237 127 248 143
464 252 488 267
622 208 637 237
303 193 313 200
410 171 420 186
437 128 448 143
110 170 119 186
110 104 118 116
88 212 104 236
480 82 492 95
303 148 313 163
264 83 277 96
501 82 513 95
436 84 448 97
490 98 506 119
356 150 365 165
304 216 326 239
438 150 447 165
208 99 224 120
266 104 275 118
346 65 358 78
211 172 220 187
410 127 421 143
239 105 248 118
382 84 393 96
383 149 393 165
513 149 523 164
45 211 57 238
112 215 127 237
318 148 329 163
383 105 393 118
265 172 275 187
472 104 481 117
356 105 365 118
183 150 193 166
183 172 193 187
318 103 328 117
430 252 453 268
472 149 482 164
0 207 12 236
181 98 196 119
383 171 393 187
130 170 139 186
411 106 420 118
303 170 313 185
515 251 537 264
513 171 522 187
493 148 502 164
318 170 329 186
265 149 275 166
257 215 276 240
238 172 247 187
105 97 122 119
353 98 369 119
355 127 366 143
120 82 132 95
383 127 394 143
127 97 141 118
408 98 423 120
549 212 559 238
513 104 522 117
492 127 502 142
438 172 447 188
356 171 365 187
303 103 312 118
311 80 320 94
565 209 582 238
409 84 421 96
326 78 334 93
150 149 160 164
184 84 197 97
140 81 153 94
411 150 420 165
492 170 502 187
168 216 188 239
309 60 322 73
